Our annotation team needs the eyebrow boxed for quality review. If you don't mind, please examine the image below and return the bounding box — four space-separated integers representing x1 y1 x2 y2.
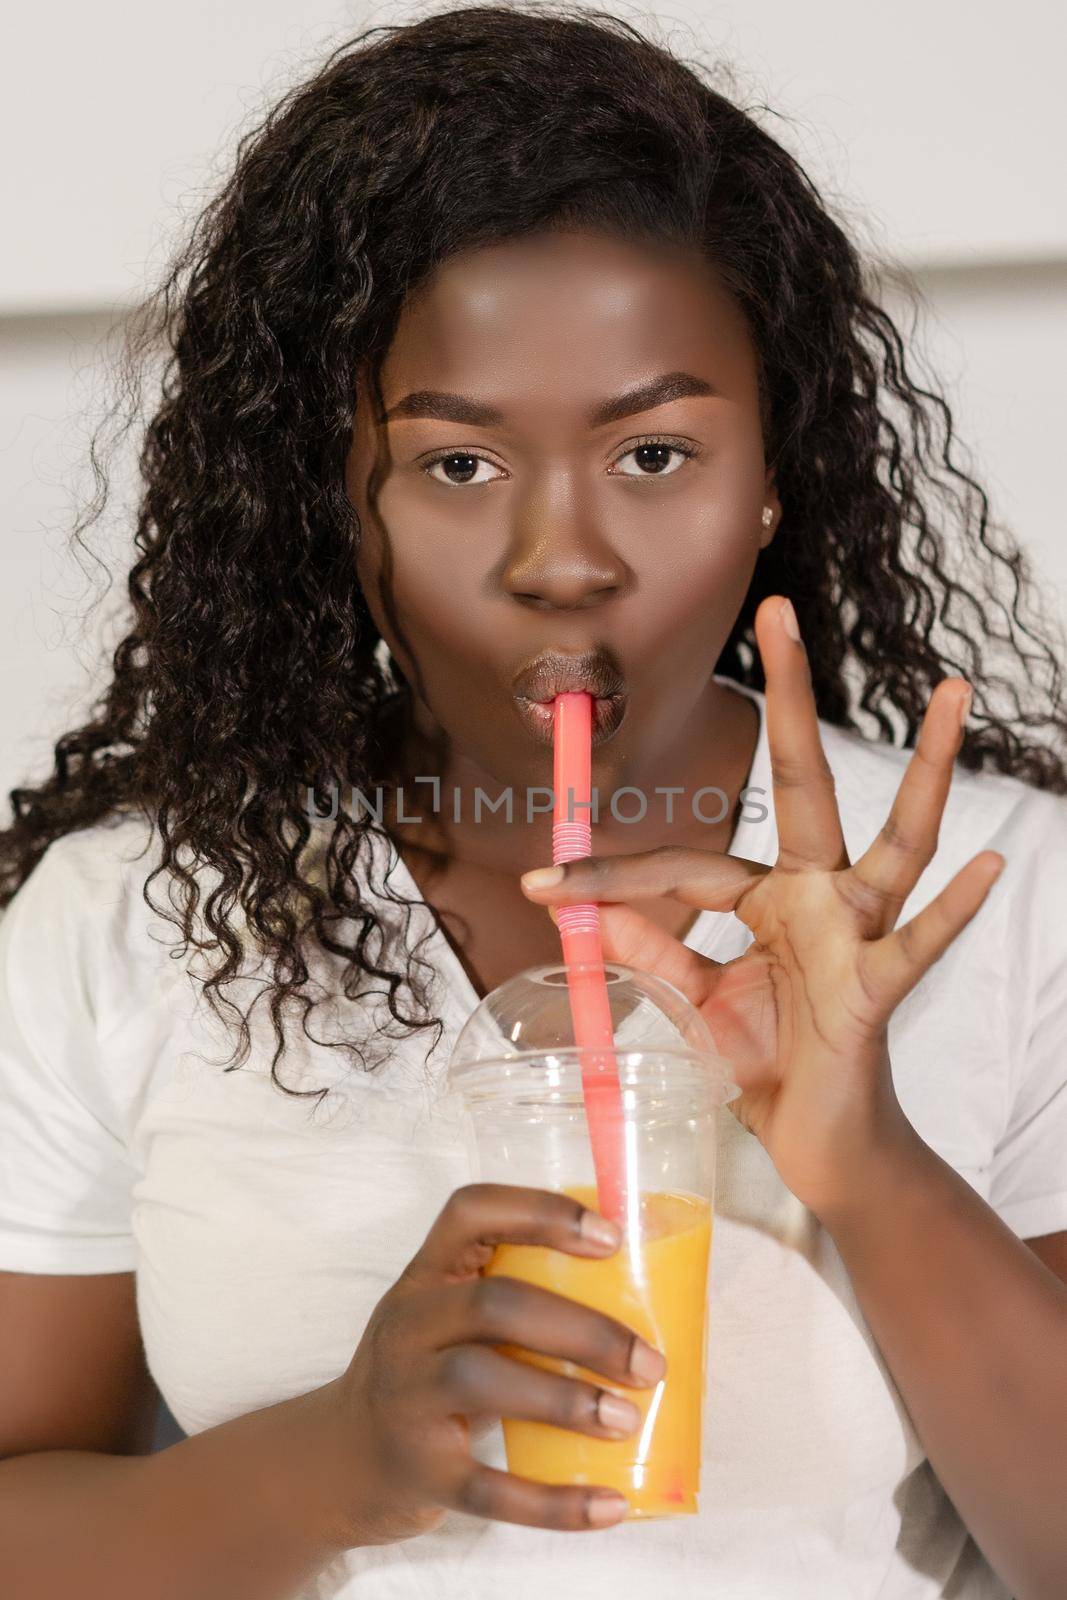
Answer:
380 370 719 429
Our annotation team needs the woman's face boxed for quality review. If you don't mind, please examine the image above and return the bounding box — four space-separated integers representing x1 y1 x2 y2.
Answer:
346 227 778 789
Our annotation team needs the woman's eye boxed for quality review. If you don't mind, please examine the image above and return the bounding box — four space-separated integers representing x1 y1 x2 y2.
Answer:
610 440 697 478
423 452 506 487
421 438 697 486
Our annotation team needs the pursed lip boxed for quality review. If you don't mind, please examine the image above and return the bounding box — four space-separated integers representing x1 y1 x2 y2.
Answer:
512 648 625 704
511 648 628 745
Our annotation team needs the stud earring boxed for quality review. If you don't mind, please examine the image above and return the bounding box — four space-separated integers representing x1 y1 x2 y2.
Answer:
761 506 773 529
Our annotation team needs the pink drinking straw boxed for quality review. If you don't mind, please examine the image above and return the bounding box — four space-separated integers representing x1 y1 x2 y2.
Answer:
552 692 628 1229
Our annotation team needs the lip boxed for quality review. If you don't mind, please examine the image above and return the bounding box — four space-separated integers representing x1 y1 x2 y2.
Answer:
513 696 627 746
511 648 628 747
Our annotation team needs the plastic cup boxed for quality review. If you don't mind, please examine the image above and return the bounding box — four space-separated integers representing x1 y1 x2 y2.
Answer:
447 1038 738 1519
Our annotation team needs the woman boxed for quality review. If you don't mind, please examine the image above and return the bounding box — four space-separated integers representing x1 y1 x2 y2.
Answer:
0 6 1064 1597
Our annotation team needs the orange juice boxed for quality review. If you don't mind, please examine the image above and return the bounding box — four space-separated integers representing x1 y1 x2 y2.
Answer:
485 1185 712 1517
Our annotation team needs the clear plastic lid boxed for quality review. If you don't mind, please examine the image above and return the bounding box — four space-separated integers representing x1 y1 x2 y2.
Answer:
448 960 739 1101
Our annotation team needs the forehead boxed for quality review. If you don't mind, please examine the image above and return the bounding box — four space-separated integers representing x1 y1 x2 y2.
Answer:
376 229 759 414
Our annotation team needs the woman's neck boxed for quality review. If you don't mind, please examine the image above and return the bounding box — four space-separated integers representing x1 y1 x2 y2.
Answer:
379 677 761 881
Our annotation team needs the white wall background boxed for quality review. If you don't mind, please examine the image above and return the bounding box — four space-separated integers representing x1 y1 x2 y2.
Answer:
3 0 1065 818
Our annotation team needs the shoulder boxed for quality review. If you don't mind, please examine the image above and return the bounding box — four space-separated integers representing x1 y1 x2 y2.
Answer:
813 720 1066 1039
808 720 1067 1164
14 808 162 892
817 715 1067 890
733 676 1067 896
4 809 166 937
1 811 182 1039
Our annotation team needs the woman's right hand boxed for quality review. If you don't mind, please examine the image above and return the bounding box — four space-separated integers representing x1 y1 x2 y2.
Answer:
327 1183 667 1545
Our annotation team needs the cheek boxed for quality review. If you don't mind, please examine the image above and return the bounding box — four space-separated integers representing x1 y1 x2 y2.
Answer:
616 435 765 587
363 536 489 700
655 448 764 592
645 525 754 592
351 474 478 639
633 499 758 624
674 446 766 549
393 543 479 642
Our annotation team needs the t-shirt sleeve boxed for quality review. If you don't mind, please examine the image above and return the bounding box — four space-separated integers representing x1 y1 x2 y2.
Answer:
0 839 138 1274
986 790 1067 1242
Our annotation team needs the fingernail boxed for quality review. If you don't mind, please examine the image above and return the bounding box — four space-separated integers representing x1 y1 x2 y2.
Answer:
958 686 973 728
521 865 564 891
580 1210 621 1250
587 1492 629 1526
629 1338 667 1384
779 597 801 642
597 1391 640 1434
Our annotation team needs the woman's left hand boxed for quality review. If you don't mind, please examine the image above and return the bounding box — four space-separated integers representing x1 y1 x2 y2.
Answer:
520 595 1005 1223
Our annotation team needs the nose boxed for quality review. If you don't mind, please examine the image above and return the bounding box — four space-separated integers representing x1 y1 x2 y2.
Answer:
501 494 630 612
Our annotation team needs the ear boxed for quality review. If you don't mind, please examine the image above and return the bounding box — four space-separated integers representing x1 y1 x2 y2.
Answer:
759 471 781 551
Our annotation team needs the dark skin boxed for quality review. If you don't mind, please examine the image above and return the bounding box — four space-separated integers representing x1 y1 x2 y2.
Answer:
316 228 787 1537
329 227 1067 1567
1 233 1063 1592
346 226 775 997
517 606 1067 1593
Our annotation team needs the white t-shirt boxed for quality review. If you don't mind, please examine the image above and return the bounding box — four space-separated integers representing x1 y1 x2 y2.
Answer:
2 677 1066 1600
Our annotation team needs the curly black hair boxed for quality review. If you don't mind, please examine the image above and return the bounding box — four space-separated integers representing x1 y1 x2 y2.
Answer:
4 2 1065 1100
